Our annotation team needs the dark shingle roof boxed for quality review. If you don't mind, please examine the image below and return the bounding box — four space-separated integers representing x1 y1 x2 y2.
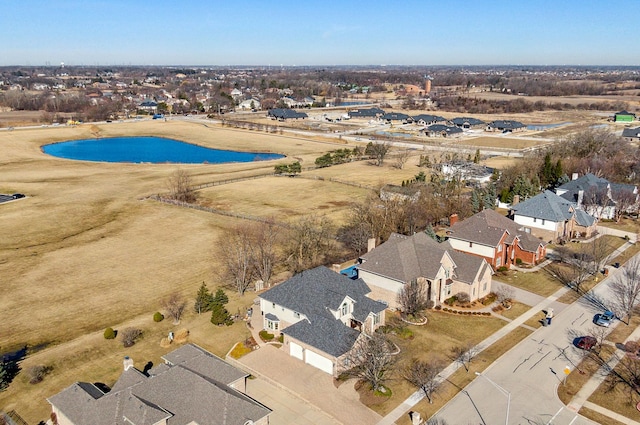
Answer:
622 127 640 138
512 190 595 227
283 316 361 357
425 124 463 135
48 344 270 425
615 110 636 116
448 209 544 253
267 108 308 119
556 173 609 204
413 114 446 124
381 112 411 121
451 117 485 127
348 108 384 118
488 120 525 130
162 343 247 386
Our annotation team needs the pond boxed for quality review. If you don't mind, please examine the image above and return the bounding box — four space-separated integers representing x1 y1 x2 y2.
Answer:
42 137 284 164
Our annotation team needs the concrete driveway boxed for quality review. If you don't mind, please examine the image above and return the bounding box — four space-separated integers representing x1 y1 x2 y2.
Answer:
237 344 382 425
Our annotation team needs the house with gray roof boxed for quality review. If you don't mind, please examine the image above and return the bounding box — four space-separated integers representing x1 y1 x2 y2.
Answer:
259 266 386 376
381 112 412 123
555 173 638 220
451 117 485 129
509 190 597 243
486 120 526 133
357 232 492 310
347 108 385 119
267 108 308 120
622 127 640 143
413 114 446 126
423 124 463 138
47 343 271 425
447 209 547 269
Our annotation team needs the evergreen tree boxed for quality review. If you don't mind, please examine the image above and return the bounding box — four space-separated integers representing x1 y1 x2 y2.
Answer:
210 303 233 326
424 224 438 241
194 282 214 314
212 288 229 306
0 361 8 391
473 149 481 164
471 190 480 213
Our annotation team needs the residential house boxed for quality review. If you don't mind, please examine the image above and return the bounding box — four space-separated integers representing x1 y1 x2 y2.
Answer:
347 108 385 119
413 114 446 126
447 209 547 269
47 343 271 425
423 124 463 138
357 232 493 310
622 127 640 142
614 110 636 122
259 266 386 376
237 98 261 110
267 108 308 120
381 112 412 123
486 120 526 132
555 173 638 220
451 117 485 129
440 161 493 184
509 190 597 243
138 100 158 113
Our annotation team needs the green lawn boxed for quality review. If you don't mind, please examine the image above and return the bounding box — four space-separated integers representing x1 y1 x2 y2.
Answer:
495 269 564 297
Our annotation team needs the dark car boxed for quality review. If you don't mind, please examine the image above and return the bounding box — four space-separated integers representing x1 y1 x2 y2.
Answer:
596 310 615 327
576 336 597 350
12 193 25 199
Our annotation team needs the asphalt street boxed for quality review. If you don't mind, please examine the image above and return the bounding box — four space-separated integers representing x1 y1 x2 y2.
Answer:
433 265 628 425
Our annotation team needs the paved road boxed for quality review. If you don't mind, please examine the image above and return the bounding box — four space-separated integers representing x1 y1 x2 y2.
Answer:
432 264 629 425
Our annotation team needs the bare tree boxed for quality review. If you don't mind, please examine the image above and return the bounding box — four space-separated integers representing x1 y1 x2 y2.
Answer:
611 188 639 222
343 333 397 392
250 219 281 288
397 279 429 317
581 185 609 221
588 236 613 276
167 169 197 203
394 149 412 169
284 215 335 273
495 285 515 307
451 343 479 372
403 358 444 403
120 327 143 347
611 257 640 324
162 293 187 324
548 244 594 293
219 225 256 295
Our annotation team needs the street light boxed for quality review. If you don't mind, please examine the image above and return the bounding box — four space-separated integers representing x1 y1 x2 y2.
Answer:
475 371 511 425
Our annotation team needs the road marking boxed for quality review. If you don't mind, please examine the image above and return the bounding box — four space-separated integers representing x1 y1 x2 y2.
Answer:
568 415 579 425
547 406 564 424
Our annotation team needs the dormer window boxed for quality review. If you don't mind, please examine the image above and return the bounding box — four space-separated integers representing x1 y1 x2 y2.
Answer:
341 302 348 316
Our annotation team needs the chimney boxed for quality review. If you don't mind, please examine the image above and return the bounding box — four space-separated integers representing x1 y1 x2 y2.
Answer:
123 356 134 371
512 195 520 205
449 213 458 226
425 79 431 94
367 238 376 253
411 411 422 425
572 172 578 181
332 264 340 273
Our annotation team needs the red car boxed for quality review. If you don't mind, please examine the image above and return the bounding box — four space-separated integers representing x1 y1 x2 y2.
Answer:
576 336 597 350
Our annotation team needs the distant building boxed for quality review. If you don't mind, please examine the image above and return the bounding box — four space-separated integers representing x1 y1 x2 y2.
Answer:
267 108 308 120
486 120 526 132
412 114 446 126
381 112 412 123
614 110 636 122
423 124 463 138
451 117 485 129
622 127 640 142
348 108 385 119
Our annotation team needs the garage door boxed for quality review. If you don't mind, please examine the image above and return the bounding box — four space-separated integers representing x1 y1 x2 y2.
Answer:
290 342 304 360
305 350 334 375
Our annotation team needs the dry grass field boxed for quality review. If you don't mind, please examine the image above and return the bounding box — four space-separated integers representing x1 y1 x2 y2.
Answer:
0 119 444 421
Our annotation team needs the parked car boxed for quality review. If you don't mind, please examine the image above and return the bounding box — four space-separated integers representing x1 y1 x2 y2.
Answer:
576 336 597 350
12 193 25 199
596 310 615 327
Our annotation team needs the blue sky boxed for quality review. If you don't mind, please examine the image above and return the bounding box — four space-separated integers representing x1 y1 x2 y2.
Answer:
2 0 638 66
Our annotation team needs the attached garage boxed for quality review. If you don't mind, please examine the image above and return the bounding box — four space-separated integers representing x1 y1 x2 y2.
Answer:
304 350 334 375
290 342 304 360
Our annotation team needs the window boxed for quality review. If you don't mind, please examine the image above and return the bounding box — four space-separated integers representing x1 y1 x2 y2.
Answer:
533 218 537 223
483 282 487 291
497 244 502 252
469 242 473 247
272 302 276 309
341 302 348 316
373 313 380 325
541 219 545 225
473 288 476 296
496 257 501 267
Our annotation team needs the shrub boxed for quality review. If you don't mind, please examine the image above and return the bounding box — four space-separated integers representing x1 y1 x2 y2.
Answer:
277 334 284 343
444 296 457 306
515 258 523 265
456 292 470 304
497 266 509 273
121 327 142 347
259 330 275 342
210 303 233 326
27 365 50 384
153 312 164 322
104 327 116 340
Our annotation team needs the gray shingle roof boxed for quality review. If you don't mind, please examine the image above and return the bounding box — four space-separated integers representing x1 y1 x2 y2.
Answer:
622 127 640 138
47 344 270 425
556 173 609 204
259 266 386 357
451 117 485 127
425 124 463 135
487 120 525 130
348 108 384 118
381 112 411 121
161 343 247 386
511 190 576 222
448 209 544 253
267 108 308 119
413 114 446 124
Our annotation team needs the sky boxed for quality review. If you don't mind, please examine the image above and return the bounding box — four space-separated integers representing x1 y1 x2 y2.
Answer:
2 0 639 67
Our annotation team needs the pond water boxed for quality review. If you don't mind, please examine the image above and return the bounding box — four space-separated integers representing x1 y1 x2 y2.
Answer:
526 122 572 131
339 101 370 106
42 137 284 164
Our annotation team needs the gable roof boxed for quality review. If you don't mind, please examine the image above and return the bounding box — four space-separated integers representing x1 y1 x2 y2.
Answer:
267 108 308 119
512 190 595 227
448 209 544 253
284 315 361 357
161 343 247 386
381 112 411 121
348 108 384 118
622 127 640 138
47 344 270 425
451 117 485 126
556 173 609 203
615 110 636 117
413 114 446 124
260 266 384 319
359 232 448 282
425 124 463 135
487 120 526 130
